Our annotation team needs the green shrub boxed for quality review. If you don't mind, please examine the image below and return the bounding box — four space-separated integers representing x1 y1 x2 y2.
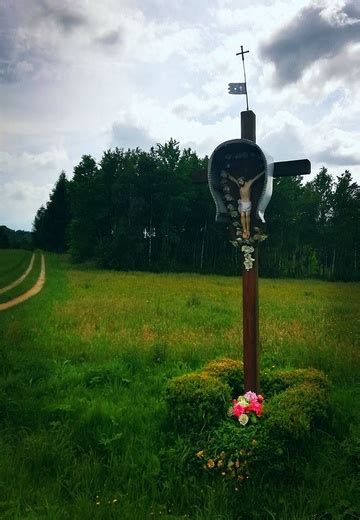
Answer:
203 358 244 397
165 361 330 481
193 421 261 481
261 367 330 396
264 382 329 440
192 417 301 483
165 373 230 435
188 380 329 482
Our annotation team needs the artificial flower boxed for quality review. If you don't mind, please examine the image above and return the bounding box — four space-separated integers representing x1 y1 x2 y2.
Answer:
239 414 249 426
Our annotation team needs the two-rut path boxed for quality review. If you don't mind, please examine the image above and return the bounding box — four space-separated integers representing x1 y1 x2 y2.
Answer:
0 253 46 311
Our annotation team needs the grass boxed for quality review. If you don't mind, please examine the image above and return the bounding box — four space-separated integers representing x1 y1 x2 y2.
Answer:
0 250 42 304
0 249 33 288
0 254 359 519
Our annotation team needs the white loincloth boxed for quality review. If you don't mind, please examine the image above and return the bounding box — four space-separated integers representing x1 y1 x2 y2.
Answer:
238 200 252 214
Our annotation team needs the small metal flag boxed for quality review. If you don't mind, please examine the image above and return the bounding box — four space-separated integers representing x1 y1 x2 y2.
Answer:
228 82 247 95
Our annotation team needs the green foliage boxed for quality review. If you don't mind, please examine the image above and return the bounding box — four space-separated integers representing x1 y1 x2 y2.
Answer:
0 227 10 248
0 249 42 304
261 367 330 396
165 373 230 434
33 139 360 281
165 363 330 484
203 357 244 397
69 156 101 262
0 226 33 250
33 172 70 253
70 402 124 456
263 382 329 440
0 248 32 288
166 364 329 441
341 421 360 467
261 168 359 280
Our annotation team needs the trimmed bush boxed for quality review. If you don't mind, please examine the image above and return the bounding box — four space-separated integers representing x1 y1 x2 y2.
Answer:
203 358 244 397
164 359 330 481
261 367 330 396
191 380 329 481
264 381 329 440
165 373 231 434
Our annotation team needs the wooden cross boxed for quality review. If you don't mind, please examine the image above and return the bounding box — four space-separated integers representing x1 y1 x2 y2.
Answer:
238 111 310 392
194 110 310 393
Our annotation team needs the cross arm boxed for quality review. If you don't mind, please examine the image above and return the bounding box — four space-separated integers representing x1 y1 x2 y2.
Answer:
192 159 311 184
273 159 311 178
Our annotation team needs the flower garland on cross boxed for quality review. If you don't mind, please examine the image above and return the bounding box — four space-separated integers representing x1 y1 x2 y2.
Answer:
219 171 267 271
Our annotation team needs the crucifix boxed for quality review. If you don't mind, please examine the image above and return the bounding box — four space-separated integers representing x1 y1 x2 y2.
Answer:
200 49 311 393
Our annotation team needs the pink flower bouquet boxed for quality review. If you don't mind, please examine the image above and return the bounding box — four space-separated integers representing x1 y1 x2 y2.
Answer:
228 391 264 426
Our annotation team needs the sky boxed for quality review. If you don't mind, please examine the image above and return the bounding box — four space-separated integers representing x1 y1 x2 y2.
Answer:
1 0 359 231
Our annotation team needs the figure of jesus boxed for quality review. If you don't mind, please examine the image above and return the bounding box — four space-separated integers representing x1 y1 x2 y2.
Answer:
227 171 265 239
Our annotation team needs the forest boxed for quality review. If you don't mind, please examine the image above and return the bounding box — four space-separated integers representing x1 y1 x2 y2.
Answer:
32 139 360 281
0 226 33 250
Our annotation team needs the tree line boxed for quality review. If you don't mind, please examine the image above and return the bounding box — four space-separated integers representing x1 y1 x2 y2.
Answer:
32 139 360 281
0 226 33 250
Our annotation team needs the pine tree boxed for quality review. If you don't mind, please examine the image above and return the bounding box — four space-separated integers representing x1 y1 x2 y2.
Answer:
32 172 70 252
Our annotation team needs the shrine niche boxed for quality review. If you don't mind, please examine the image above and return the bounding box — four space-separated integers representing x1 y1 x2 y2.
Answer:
208 139 273 250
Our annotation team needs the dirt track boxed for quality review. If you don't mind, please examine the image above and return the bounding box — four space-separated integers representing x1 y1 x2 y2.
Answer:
0 252 35 295
0 254 46 311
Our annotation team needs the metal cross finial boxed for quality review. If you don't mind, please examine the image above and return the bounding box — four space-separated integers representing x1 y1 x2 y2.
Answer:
236 46 250 111
236 46 249 59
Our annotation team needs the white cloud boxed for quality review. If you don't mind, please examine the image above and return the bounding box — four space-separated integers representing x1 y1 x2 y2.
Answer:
0 147 69 182
171 92 228 119
0 181 52 231
0 147 70 230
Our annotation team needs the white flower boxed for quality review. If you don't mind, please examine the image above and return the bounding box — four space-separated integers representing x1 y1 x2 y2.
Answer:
238 414 249 426
230 211 238 218
241 245 254 254
225 194 233 201
253 233 267 242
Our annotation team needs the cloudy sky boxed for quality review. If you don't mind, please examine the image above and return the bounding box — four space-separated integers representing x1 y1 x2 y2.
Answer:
1 0 359 231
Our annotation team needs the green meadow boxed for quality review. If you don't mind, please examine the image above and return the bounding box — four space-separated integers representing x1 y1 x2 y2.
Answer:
0 252 359 519
0 251 42 304
0 249 32 289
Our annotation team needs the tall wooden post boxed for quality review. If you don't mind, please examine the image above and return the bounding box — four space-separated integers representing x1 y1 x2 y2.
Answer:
241 110 259 392
206 104 310 393
243 248 260 392
241 110 256 143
